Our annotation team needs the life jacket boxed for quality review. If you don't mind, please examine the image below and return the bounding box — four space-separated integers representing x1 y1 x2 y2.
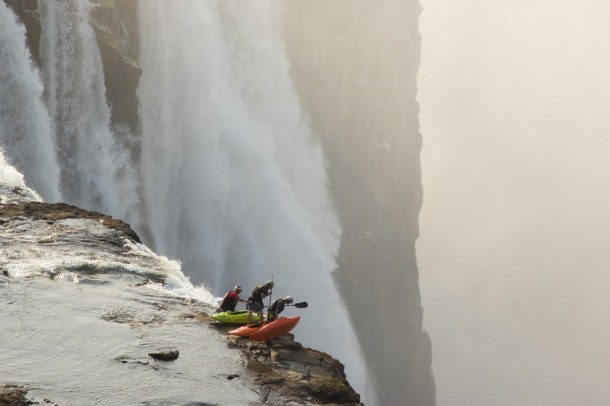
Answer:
267 298 286 321
269 298 283 312
250 284 270 304
220 290 239 311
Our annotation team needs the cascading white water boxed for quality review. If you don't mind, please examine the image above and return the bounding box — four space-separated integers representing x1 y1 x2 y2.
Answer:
0 1 60 202
1 0 367 395
138 1 365 391
38 0 139 221
138 2 338 285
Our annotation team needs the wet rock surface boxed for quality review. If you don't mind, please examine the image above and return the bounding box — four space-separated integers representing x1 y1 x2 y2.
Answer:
0 384 58 406
148 349 180 361
0 384 34 406
0 201 141 243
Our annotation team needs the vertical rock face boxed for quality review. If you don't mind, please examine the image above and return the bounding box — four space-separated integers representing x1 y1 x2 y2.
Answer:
282 2 436 405
89 0 141 136
5 0 141 136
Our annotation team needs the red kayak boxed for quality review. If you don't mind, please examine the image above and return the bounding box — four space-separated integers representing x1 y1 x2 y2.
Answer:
228 316 300 341
250 316 300 341
228 322 264 337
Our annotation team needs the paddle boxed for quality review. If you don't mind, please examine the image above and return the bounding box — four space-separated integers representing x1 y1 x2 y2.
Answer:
265 301 308 309
267 273 274 307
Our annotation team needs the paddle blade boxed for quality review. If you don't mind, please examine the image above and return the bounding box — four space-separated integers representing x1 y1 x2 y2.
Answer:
294 301 308 308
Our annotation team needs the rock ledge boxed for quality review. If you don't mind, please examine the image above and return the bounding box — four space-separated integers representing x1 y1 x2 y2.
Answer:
228 332 363 405
0 201 140 243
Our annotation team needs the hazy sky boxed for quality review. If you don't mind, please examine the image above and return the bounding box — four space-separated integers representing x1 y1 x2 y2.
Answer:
417 1 610 405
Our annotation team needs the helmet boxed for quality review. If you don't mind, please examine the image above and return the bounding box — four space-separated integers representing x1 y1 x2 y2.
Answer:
234 285 242 292
267 280 274 287
285 296 293 303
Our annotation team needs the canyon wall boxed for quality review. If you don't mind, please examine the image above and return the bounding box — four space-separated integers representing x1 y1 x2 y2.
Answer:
282 2 436 405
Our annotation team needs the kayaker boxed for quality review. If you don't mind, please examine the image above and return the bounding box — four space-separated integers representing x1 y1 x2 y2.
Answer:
217 285 247 313
266 296 294 322
246 280 274 325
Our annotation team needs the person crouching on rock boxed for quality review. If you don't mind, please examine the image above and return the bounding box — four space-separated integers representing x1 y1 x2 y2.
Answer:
246 280 274 325
217 285 247 313
266 296 293 322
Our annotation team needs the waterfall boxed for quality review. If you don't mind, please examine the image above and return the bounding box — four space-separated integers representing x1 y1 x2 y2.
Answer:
0 1 60 201
138 2 337 286
138 1 365 389
38 0 139 221
1 0 366 394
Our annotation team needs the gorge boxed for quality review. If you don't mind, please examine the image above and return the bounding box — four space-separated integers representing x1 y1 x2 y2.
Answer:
1 1 434 405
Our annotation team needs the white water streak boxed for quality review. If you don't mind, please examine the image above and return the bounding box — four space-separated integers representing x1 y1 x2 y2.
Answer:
0 2 60 201
39 0 139 220
138 1 339 287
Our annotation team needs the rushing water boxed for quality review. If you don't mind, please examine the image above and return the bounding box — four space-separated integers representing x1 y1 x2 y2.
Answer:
1 274 260 405
0 151 261 405
1 0 366 398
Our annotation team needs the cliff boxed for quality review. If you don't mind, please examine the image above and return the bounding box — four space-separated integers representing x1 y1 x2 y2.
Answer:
3 1 436 403
283 2 436 405
0 185 361 405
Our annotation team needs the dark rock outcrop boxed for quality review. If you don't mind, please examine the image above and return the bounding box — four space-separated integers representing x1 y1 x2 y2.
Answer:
0 384 34 406
148 349 180 361
0 201 141 243
228 333 362 405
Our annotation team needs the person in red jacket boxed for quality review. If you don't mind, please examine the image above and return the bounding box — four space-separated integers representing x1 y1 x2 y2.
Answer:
217 285 247 312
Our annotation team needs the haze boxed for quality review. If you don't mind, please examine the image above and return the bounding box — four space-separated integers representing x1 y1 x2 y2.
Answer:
417 1 610 405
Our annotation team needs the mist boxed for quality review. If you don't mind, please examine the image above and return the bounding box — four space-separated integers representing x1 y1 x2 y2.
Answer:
417 1 610 405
